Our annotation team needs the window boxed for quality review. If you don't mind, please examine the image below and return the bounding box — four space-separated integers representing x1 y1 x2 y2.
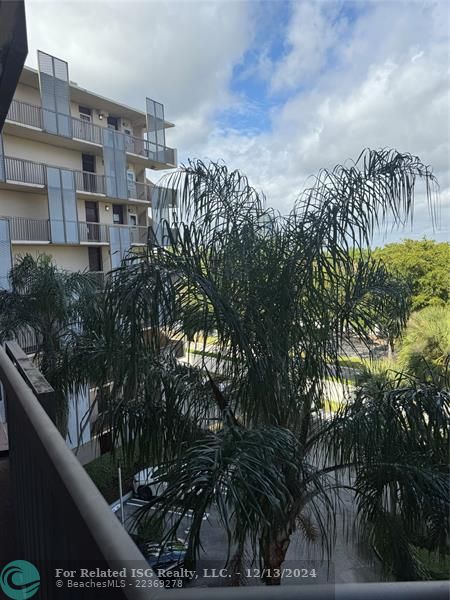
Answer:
113 205 124 224
107 115 119 130
82 154 96 173
129 213 137 227
79 105 92 122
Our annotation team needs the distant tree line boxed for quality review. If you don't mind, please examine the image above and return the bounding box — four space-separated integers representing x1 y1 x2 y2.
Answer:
373 239 449 311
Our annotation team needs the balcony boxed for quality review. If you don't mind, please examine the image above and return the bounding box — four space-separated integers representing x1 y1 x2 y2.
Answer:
5 98 42 129
2 155 153 203
5 98 177 168
3 214 148 246
71 115 103 145
78 221 110 243
73 169 106 195
3 155 46 186
7 215 50 242
0 340 448 598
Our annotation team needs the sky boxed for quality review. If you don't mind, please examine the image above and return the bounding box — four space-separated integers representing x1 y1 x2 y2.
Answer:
24 0 449 245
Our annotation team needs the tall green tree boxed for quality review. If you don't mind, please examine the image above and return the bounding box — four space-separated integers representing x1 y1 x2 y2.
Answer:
398 305 450 386
0 254 97 435
373 239 450 311
69 149 446 583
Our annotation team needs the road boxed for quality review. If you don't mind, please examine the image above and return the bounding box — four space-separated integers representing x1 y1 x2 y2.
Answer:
113 489 383 588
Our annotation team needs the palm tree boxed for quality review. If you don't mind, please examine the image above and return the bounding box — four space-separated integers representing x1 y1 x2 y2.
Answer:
69 149 445 583
333 371 449 579
398 305 450 386
0 254 97 435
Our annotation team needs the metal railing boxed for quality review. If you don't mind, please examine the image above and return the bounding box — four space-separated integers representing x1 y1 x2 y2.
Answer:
6 98 176 165
4 155 46 186
126 135 176 165
74 169 106 195
3 213 150 246
78 221 109 243
12 328 42 355
130 180 152 202
0 342 150 599
6 98 43 129
6 215 50 241
129 225 148 244
71 116 103 145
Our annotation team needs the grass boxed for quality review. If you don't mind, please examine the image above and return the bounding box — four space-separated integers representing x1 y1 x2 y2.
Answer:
414 546 450 579
84 448 149 504
337 356 365 370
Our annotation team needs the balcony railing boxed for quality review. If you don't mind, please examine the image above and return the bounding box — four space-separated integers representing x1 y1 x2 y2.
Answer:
3 155 153 204
78 221 109 243
6 98 176 165
3 215 149 247
71 116 103 145
0 342 149 600
6 215 50 241
73 169 106 195
0 342 448 599
4 155 46 186
6 98 43 129
125 134 176 165
129 180 152 202
129 225 148 244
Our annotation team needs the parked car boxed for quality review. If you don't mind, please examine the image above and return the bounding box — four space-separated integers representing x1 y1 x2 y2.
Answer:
132 466 167 500
140 538 190 581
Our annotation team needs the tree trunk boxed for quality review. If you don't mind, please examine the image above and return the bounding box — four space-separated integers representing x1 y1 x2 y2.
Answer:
260 527 292 585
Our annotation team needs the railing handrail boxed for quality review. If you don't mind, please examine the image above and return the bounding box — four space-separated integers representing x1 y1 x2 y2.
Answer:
1 214 49 223
6 98 176 162
71 114 103 144
0 345 150 599
4 155 47 186
7 97 41 112
160 581 450 600
2 215 149 244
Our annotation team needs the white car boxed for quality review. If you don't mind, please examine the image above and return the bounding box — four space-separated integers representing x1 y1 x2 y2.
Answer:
132 466 167 501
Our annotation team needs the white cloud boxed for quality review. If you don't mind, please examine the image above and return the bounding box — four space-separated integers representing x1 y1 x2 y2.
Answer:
187 1 450 240
25 0 253 133
270 1 348 93
23 0 449 242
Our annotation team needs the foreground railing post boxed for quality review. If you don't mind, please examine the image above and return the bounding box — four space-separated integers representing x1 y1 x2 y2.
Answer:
0 345 153 599
4 340 56 423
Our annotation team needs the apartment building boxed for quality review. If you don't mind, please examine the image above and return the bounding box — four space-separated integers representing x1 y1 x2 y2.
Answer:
0 50 177 288
0 50 177 461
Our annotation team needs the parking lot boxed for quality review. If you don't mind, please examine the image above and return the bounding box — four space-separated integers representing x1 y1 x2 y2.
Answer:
112 488 383 588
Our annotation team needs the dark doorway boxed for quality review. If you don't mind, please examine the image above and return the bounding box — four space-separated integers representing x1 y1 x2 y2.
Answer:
82 153 95 172
85 201 98 222
85 201 99 241
88 246 102 272
82 153 96 192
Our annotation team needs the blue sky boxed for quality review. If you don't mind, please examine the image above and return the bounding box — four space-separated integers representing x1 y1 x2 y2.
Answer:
25 0 449 244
